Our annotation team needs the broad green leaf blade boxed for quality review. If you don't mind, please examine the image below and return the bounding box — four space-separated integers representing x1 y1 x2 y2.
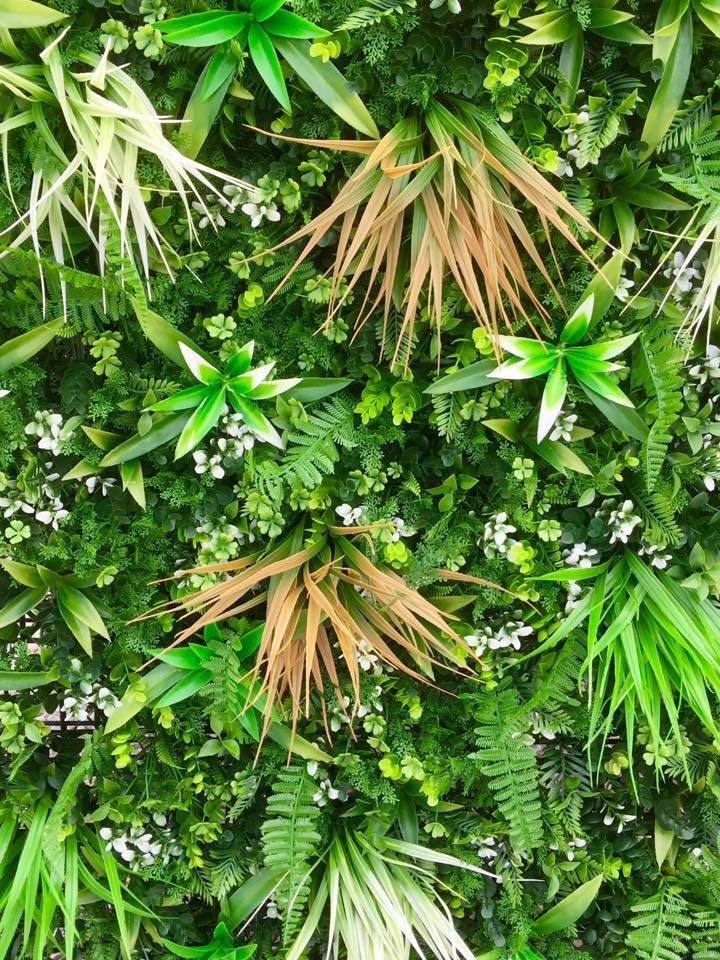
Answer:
285 377 353 401
579 384 648 440
156 669 213 707
225 341 255 377
497 336 553 359
532 875 603 935
1 559 45 587
104 663 188 734
100 412 190 467
175 387 227 459
527 437 592 475
0 670 53 690
520 10 575 43
0 316 63 374
56 584 109 639
199 46 238 101
158 11 249 46
265 8 329 38
223 868 283 929
179 64 234 159
250 377 302 399
149 383 210 412
573 370 634 407
274 36 379 137
640 10 692 158
424 359 496 394
251 0 287 20
560 294 594 344
489 355 557 380
266 720 333 760
118 460 146 510
537 360 567 441
228 391 283 447
0 586 47 628
132 299 212 369
0 0 67 28
248 22 290 111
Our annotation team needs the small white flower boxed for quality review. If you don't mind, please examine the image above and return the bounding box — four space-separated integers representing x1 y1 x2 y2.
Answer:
638 540 672 569
241 200 281 228
549 407 578 442
615 275 635 303
482 512 517 558
85 476 117 497
335 503 364 526
193 450 225 479
563 543 599 568
606 499 641 544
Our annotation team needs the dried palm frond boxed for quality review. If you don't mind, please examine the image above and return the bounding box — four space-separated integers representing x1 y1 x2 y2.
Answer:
0 32 253 310
141 524 483 740
254 98 601 367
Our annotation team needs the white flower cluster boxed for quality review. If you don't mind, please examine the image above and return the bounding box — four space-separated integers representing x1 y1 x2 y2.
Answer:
549 405 578 442
663 250 704 303
549 837 586 861
328 687 383 730
638 538 672 569
193 415 257 480
562 542 599 612
0 465 69 531
335 503 366 526
555 105 590 177
603 499 642 545
306 761 350 807
62 684 120 722
100 814 182 866
689 345 720 387
25 410 68 457
464 618 533 657
481 512 517 559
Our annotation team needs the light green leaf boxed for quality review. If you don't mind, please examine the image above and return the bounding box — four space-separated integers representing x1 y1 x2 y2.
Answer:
497 336 553 359
488 354 557 380
249 21 290 111
274 36 379 138
100 412 190 467
1 559 44 587
640 10 692 159
560 294 595 345
520 10 575 44
572 370 634 407
0 586 47 628
285 377 353 401
104 663 187 734
179 341 221 385
56 585 109 639
265 8 329 38
579 384 648 440
228 392 283 447
0 670 53 690
149 383 210 412
175 387 227 459
132 299 211 368
199 46 238 100
0 0 67 28
225 341 255 377
424 359 496 394
158 11 250 46
532 875 603 935
0 317 63 374
537 360 567 442
251 0 287 20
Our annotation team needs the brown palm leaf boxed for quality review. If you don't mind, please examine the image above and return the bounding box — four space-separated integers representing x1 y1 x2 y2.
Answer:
142 524 485 741
252 97 602 367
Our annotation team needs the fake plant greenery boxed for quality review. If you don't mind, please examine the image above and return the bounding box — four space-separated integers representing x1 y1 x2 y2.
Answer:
6 0 720 958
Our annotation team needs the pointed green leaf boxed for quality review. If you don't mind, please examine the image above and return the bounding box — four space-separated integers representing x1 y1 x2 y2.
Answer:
0 0 67 29
488 354 557 380
251 0 287 20
179 341 221 385
225 341 255 377
156 669 213 708
274 36 379 137
1 559 45 587
497 336 553 359
285 377 353 401
424 359 496 394
573 370 634 407
249 377 302 399
0 587 47 628
82 426 122 451
132 299 211 368
0 671 53 691
119 460 146 510
578 333 639 360
249 22 290 111
229 360 276 394
100 412 190 467
199 46 238 100
56 585 109 639
265 8 329 38
537 359 567 442
175 388 227 459
532 875 603 935
578 384 648 440
560 294 595 344
640 10 692 158
157 11 249 46
149 383 210 412
0 317 63 374
104 663 187 734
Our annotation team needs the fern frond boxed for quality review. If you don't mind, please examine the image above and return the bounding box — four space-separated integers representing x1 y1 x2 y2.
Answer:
261 765 323 945
470 688 543 852
627 887 693 960
641 337 683 492
338 0 416 29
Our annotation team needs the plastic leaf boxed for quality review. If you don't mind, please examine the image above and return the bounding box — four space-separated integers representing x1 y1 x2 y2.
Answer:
424 359 496 394
157 11 250 46
488 355 557 380
228 391 283 447
224 341 255 377
200 46 238 101
0 316 63 374
149 383 210 412
537 359 567 441
0 0 67 28
560 294 595 344
248 22 290 111
532 875 603 935
174 387 227 459
100 412 190 467
273 36 379 138
179 341 221 385
264 8 330 38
